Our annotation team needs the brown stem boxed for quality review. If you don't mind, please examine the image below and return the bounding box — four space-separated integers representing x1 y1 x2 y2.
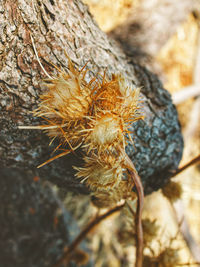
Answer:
171 154 200 178
177 263 200 266
53 203 125 267
120 147 144 267
172 201 200 264
131 171 144 267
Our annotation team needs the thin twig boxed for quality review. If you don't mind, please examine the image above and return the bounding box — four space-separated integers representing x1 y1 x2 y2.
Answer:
171 154 200 178
184 97 200 140
30 34 53 79
173 200 200 265
128 169 144 267
177 262 200 266
53 203 125 267
120 147 144 267
172 85 200 104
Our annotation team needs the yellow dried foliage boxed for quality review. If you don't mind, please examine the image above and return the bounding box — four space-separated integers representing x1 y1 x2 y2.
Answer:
162 181 182 203
83 0 139 31
23 56 142 203
157 14 198 93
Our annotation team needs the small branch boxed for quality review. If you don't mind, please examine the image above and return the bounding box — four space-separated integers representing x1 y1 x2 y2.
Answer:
193 27 200 84
173 200 200 265
128 169 144 267
172 85 200 104
184 97 200 140
171 154 200 178
177 262 200 266
53 203 125 267
120 147 144 267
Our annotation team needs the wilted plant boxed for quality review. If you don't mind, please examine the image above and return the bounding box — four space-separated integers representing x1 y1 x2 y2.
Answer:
19 55 143 201
19 50 144 267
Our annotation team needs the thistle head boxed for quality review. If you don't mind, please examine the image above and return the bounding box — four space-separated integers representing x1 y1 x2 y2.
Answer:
74 153 125 190
84 113 124 153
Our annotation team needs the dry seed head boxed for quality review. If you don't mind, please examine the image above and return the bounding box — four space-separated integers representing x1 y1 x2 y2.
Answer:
35 65 92 121
162 181 182 202
91 189 123 208
82 74 142 154
74 73 142 190
91 179 135 208
20 51 143 197
74 154 125 190
84 113 124 153
93 74 141 121
32 59 97 148
142 218 160 244
158 248 180 267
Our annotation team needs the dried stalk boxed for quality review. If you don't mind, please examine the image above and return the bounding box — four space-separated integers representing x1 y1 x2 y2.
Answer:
53 203 125 267
173 200 200 264
171 154 200 178
172 85 200 104
120 147 144 267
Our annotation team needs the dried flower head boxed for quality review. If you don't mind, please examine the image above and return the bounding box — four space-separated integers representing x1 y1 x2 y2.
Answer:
82 74 142 153
74 153 125 190
158 247 180 267
91 179 136 208
19 54 143 200
83 113 124 153
162 181 182 202
143 218 160 244
32 59 96 151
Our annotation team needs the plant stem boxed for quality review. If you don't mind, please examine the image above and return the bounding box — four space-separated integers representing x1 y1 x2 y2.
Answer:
120 147 144 267
53 203 125 267
171 154 200 178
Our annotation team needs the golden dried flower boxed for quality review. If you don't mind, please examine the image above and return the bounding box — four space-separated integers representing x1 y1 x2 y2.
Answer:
143 218 159 244
32 59 95 151
91 179 135 208
84 113 124 153
91 190 122 208
74 153 124 190
70 249 89 266
158 247 180 267
19 55 143 197
162 181 182 202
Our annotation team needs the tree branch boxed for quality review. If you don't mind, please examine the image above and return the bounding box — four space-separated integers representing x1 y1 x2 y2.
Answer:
53 203 125 267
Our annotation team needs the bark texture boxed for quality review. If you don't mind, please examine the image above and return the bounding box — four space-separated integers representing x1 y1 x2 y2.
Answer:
0 167 92 267
0 0 183 194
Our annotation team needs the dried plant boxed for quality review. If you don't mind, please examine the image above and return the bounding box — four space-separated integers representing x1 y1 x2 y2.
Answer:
19 52 144 267
162 181 182 202
19 56 143 200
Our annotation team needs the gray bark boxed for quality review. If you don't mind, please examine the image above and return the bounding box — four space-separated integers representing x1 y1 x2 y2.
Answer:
0 167 92 267
0 0 183 194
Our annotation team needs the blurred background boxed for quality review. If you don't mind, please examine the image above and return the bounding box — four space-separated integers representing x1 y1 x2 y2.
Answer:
68 1 200 266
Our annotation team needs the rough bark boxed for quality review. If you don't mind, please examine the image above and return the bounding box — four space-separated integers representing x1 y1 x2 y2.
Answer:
0 0 183 194
109 0 197 59
0 167 92 267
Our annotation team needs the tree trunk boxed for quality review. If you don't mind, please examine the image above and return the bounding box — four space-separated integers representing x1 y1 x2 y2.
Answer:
0 167 93 267
0 0 183 194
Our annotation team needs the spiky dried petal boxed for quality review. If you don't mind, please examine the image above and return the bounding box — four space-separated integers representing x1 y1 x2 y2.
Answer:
74 154 125 190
